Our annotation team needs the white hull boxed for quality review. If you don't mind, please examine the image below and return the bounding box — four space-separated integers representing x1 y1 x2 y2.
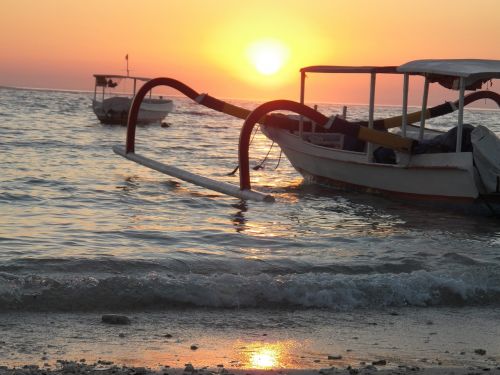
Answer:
263 126 481 201
93 97 173 125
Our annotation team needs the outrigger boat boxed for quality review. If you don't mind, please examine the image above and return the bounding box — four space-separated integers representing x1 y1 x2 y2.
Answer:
113 59 500 212
92 74 173 125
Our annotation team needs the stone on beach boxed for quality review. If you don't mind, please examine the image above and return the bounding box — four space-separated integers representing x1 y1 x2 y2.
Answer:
184 363 195 373
101 314 131 325
328 355 343 360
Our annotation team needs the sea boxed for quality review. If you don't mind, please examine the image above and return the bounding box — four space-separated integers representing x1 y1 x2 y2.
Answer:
1 86 500 370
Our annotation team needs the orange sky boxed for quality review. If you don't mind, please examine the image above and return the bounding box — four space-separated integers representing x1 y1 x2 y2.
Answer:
1 0 499 105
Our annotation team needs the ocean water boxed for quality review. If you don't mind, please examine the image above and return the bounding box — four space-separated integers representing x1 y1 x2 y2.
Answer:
1 86 500 368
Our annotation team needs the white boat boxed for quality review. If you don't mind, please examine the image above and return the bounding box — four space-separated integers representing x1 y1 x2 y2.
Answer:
92 74 173 125
112 60 500 211
254 60 500 209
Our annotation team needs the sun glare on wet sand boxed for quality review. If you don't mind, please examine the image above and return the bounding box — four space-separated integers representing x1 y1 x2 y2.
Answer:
249 348 278 368
242 341 296 369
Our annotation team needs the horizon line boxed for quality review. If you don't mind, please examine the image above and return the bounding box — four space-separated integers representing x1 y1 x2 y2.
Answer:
1 84 499 112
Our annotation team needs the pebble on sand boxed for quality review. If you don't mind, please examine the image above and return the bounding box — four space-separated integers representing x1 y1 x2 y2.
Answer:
328 355 342 360
474 349 487 355
101 314 131 325
184 363 195 372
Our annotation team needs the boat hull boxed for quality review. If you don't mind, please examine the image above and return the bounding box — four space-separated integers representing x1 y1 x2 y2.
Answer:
262 126 481 202
93 97 173 125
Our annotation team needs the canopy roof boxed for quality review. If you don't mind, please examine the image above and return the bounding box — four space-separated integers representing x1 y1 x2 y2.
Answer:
397 59 500 90
94 74 151 81
93 74 152 88
300 66 398 74
300 60 499 91
397 59 500 78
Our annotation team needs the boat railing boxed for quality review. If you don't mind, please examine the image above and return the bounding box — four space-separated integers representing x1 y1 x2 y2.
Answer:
299 66 500 156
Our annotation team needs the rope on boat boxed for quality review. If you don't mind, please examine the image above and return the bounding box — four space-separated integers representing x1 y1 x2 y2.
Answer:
253 141 275 170
227 124 261 176
274 148 283 170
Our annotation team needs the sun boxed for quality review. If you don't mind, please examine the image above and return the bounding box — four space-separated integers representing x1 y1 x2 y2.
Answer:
247 39 289 76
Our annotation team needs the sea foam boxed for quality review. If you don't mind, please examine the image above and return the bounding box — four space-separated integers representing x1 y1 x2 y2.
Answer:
1 266 499 311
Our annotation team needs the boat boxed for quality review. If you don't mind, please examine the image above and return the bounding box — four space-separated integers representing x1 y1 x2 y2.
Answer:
92 74 173 125
112 59 500 212
253 60 500 209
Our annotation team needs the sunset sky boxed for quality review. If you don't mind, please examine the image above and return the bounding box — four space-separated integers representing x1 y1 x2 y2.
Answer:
1 0 499 105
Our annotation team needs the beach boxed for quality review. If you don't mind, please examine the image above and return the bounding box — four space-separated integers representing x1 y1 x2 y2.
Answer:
1 308 500 373
1 87 500 373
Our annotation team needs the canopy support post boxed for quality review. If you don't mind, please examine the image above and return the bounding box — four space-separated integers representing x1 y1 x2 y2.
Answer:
299 71 306 138
419 77 429 141
456 77 466 152
402 73 409 136
367 72 376 162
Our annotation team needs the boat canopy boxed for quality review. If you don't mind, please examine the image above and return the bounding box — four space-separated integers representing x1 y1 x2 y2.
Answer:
397 59 500 90
94 74 152 87
300 66 398 74
300 61 500 91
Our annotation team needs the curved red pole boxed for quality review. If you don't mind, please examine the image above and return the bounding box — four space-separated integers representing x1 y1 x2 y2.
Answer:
126 78 199 153
239 100 329 190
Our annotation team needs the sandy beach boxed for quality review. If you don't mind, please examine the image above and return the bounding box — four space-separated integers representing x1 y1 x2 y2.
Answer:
1 308 499 375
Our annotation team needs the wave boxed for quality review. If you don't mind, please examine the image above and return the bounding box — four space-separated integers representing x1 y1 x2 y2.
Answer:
1 265 499 311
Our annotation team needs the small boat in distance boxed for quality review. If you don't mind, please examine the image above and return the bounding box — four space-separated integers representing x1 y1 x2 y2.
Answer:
92 74 173 125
